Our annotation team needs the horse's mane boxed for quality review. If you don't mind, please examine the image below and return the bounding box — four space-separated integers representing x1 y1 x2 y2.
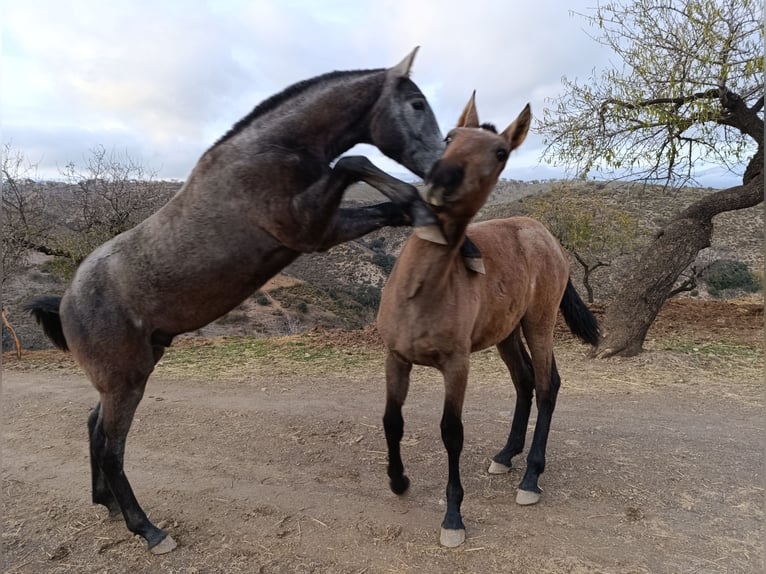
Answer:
480 122 497 133
213 68 385 147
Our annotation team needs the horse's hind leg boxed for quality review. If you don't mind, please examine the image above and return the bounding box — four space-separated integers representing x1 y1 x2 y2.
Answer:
88 403 121 519
489 328 534 474
93 373 176 554
518 326 561 505
383 351 412 495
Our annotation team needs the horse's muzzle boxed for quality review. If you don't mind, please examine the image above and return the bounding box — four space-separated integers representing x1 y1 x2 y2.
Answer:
425 160 464 206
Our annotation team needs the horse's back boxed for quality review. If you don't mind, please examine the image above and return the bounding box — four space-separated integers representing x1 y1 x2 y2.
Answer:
464 217 570 347
468 217 569 284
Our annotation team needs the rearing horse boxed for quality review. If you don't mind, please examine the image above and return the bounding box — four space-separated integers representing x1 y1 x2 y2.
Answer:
377 94 600 547
25 48 447 554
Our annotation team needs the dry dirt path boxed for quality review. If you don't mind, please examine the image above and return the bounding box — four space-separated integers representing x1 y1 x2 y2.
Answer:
3 331 762 574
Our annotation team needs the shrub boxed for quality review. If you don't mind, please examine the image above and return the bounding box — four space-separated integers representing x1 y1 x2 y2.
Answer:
254 292 271 306
701 260 761 297
371 252 396 275
367 237 386 252
351 285 381 309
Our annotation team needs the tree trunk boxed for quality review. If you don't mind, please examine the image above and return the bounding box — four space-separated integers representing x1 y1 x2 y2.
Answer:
596 151 763 358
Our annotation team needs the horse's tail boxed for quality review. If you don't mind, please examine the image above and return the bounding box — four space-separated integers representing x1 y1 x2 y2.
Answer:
24 296 69 352
559 279 600 347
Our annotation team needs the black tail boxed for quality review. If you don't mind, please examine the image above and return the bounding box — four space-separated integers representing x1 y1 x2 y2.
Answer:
24 296 69 352
559 279 600 346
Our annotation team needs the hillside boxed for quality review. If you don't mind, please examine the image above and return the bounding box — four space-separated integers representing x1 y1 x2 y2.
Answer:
3 179 762 351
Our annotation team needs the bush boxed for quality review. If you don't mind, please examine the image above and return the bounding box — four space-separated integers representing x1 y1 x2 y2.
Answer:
351 285 381 309
367 237 386 252
40 256 78 281
371 252 396 275
701 260 761 297
254 292 271 306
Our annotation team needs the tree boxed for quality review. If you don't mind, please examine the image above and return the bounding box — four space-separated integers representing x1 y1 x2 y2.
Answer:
53 145 175 275
539 0 763 357
1 143 52 283
2 144 176 279
526 185 639 303
2 144 53 356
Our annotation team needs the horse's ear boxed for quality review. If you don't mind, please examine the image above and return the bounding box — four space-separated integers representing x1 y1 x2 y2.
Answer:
389 46 419 78
501 104 532 151
457 91 480 128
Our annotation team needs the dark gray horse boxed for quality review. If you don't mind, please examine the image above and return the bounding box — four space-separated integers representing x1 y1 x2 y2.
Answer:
25 48 446 554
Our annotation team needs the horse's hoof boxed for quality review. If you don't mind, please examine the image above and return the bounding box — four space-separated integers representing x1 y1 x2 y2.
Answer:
488 460 512 474
439 527 466 548
463 257 485 274
390 475 410 495
149 534 177 555
516 489 541 506
414 225 447 245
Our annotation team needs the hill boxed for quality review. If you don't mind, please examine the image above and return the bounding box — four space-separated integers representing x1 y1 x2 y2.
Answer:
3 179 762 350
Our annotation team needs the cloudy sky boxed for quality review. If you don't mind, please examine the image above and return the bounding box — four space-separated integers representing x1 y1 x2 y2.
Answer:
3 0 741 187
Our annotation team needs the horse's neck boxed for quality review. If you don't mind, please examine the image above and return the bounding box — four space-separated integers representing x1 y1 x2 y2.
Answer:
396 223 467 297
251 73 384 159
440 218 470 248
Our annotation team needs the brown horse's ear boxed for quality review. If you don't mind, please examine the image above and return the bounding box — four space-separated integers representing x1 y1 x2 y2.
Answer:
501 103 532 151
457 91 480 128
389 46 419 78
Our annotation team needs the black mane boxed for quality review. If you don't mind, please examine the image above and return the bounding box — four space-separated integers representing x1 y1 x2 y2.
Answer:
480 122 497 133
213 68 385 147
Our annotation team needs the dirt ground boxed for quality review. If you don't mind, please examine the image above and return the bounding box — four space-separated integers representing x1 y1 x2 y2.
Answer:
2 299 763 573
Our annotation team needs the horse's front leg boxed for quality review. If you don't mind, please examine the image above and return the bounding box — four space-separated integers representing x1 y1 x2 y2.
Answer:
317 203 409 250
439 357 470 547
383 352 412 495
291 156 445 251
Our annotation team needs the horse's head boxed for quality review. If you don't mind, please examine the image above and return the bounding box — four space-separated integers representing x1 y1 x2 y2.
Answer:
368 47 445 179
424 93 531 221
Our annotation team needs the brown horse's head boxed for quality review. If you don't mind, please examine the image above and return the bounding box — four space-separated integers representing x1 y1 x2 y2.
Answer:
424 93 531 221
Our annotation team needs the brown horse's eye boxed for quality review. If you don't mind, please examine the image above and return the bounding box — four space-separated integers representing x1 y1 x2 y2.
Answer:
496 148 508 162
411 100 425 111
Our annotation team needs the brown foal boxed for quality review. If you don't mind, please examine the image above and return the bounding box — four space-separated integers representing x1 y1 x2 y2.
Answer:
377 93 600 547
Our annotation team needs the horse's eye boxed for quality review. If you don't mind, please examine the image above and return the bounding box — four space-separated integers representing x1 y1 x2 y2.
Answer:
496 148 508 162
411 100 425 111
444 135 452 146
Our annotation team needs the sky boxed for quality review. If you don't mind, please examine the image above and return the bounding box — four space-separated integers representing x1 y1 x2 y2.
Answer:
2 0 743 187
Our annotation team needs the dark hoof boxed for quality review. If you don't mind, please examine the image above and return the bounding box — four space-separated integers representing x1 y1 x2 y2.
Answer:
390 475 410 495
377 202 410 227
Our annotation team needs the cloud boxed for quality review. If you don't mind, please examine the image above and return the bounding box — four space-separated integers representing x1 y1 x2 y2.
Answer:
2 1 743 188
